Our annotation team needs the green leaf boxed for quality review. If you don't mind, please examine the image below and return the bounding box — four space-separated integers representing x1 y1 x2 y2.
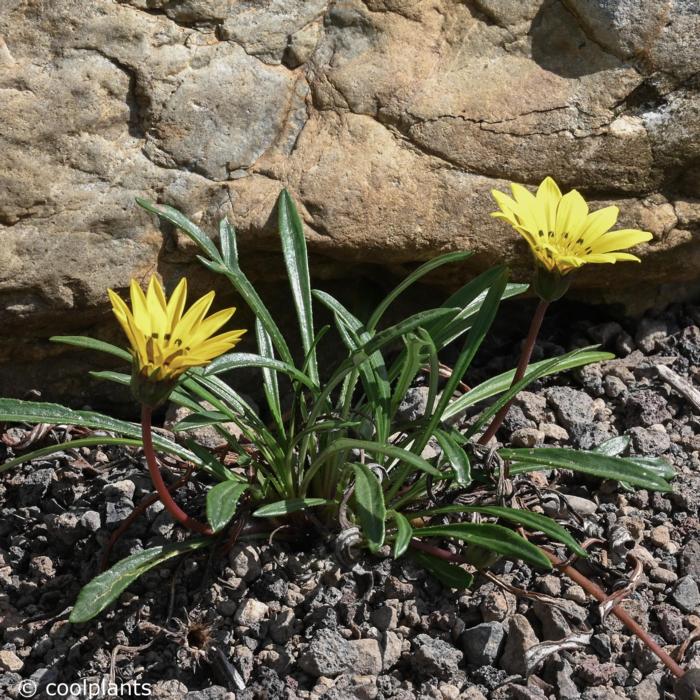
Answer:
206 481 248 532
51 336 132 362
136 198 221 262
502 447 673 491
408 268 508 466
463 347 611 438
0 399 200 465
389 510 412 558
219 218 236 268
434 429 471 486
278 189 319 384
422 505 586 557
353 463 386 553
70 538 211 623
593 435 630 457
411 551 474 589
366 251 474 332
256 319 285 437
205 352 316 390
303 438 441 493
171 410 231 432
443 348 613 421
253 498 332 517
412 522 552 569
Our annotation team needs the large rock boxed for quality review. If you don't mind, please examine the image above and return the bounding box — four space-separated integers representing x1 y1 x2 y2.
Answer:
0 0 698 400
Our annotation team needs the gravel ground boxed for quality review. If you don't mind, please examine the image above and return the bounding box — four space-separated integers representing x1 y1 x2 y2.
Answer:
1 301 699 700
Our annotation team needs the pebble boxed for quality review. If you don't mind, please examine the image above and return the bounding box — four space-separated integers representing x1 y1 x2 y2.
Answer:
411 634 463 679
564 584 588 604
539 422 569 441
460 622 505 666
629 427 671 456
0 651 23 672
500 614 539 675
544 386 595 430
649 525 671 548
234 599 269 626
229 546 261 582
510 428 544 447
649 567 678 585
603 375 627 398
515 391 548 422
299 630 382 677
672 576 700 613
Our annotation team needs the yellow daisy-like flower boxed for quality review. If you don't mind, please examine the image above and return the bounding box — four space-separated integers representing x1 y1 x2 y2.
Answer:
108 276 245 404
491 177 653 276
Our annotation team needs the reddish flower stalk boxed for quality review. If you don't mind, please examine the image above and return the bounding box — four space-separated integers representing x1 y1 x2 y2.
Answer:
479 299 549 445
410 539 685 678
141 404 212 536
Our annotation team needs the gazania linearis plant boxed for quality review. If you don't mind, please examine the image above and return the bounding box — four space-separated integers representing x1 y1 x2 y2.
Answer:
0 184 678 678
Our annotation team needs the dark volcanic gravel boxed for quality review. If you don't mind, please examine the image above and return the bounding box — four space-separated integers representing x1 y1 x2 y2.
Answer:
1 301 699 699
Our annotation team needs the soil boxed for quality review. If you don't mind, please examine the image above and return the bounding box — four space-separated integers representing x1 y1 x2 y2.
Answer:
1 299 699 700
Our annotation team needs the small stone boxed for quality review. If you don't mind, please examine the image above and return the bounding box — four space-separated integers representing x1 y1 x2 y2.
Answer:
510 428 545 448
551 658 579 700
680 540 700 579
629 427 671 455
371 604 398 632
439 684 462 700
576 658 622 685
411 634 463 679
382 630 402 671
672 576 700 613
104 479 136 500
649 567 678 585
649 525 671 548
533 601 571 640
480 589 515 622
544 387 595 431
537 575 561 596
564 584 587 604
80 510 101 531
299 629 382 677
234 599 269 626
655 604 685 644
396 386 430 422
18 468 54 505
460 622 505 666
515 391 548 422
28 555 55 580
500 614 539 675
539 422 569 442
151 680 189 698
228 546 261 582
603 375 627 398
0 650 23 672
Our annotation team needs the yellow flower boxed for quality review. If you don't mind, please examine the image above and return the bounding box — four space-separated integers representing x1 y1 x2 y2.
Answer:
108 276 245 398
491 176 652 275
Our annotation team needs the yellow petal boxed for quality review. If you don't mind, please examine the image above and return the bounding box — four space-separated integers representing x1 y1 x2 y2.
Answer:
511 183 546 236
536 176 562 234
578 206 619 245
187 307 236 347
555 190 588 239
129 280 151 336
171 291 216 344
166 278 188 331
588 229 652 254
146 276 168 339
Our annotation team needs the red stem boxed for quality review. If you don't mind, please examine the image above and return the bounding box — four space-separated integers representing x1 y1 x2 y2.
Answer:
141 404 213 536
542 548 684 678
409 540 685 678
479 299 549 445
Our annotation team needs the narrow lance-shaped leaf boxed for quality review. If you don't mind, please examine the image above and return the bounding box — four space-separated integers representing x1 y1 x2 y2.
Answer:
256 319 285 437
278 189 319 384
206 482 248 532
411 551 474 589
253 498 333 518
417 505 586 557
353 463 386 553
70 538 212 623
413 522 552 569
389 510 413 558
501 447 673 491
